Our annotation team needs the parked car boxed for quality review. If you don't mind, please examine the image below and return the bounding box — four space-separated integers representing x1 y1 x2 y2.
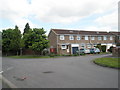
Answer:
89 48 100 54
76 48 90 55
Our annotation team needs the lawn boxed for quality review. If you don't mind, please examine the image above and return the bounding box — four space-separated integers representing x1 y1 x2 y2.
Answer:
93 57 120 69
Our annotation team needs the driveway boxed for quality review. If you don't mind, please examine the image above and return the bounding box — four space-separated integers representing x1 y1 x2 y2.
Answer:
2 54 118 88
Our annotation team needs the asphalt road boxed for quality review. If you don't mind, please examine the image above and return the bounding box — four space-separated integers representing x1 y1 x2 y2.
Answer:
2 54 118 88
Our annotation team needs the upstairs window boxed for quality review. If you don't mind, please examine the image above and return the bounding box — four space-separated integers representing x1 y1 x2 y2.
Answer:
98 36 102 40
104 36 107 40
91 36 95 40
87 43 91 48
110 36 113 40
77 35 81 40
60 35 64 40
81 43 85 48
69 35 74 40
85 35 88 40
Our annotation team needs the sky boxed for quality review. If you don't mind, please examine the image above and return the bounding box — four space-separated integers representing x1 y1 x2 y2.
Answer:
0 0 119 35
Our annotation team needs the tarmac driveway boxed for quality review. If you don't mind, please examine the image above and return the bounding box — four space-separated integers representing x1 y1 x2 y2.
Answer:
2 54 118 88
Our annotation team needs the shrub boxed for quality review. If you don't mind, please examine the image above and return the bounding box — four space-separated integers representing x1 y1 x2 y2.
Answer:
108 46 114 53
101 45 106 52
73 54 79 56
49 53 55 57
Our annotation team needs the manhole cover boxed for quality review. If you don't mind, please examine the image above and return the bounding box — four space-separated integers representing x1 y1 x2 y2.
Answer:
42 71 54 74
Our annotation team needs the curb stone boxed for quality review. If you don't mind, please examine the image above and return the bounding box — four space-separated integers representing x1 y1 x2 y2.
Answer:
0 75 17 89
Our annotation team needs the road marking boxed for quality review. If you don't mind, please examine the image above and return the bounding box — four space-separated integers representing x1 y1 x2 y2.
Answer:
0 71 3 74
7 67 13 71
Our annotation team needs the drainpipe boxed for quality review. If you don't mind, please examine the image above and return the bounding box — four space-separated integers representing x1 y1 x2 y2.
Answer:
57 35 58 54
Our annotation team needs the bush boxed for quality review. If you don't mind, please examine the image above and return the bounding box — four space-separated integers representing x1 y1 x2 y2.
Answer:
101 45 106 52
73 54 79 56
42 50 49 56
49 53 55 57
108 46 114 53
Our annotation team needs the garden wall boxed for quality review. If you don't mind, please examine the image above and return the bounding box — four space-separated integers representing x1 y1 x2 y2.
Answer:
112 47 120 57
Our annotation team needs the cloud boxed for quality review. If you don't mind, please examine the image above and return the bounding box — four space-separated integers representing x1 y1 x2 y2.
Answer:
0 0 119 32
31 0 118 23
95 11 118 31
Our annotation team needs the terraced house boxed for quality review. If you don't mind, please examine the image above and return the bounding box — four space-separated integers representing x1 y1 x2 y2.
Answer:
48 29 120 55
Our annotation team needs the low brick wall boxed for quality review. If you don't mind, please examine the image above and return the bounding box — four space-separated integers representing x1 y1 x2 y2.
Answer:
112 47 120 57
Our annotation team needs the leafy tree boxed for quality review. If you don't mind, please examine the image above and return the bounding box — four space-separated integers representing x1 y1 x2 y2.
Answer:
11 26 22 55
2 29 14 55
23 23 31 35
2 26 22 55
23 28 49 54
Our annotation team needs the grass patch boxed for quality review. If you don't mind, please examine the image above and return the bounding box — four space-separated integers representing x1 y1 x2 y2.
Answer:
100 52 111 54
93 57 120 69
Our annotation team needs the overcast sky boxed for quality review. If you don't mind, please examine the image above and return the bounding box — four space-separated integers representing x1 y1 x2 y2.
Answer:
0 0 119 34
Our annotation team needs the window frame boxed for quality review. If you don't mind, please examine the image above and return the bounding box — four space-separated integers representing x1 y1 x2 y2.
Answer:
103 36 107 40
60 35 65 40
110 36 113 40
61 45 66 49
77 35 81 40
91 36 95 40
69 35 74 40
85 35 88 40
98 36 102 40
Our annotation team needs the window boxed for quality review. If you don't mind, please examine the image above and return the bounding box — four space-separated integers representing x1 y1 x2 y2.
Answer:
98 36 102 40
77 35 81 40
60 35 64 40
91 36 95 40
110 36 113 40
93 44 97 47
81 43 85 48
85 35 88 40
87 43 91 48
103 36 107 40
61 45 66 49
69 35 74 40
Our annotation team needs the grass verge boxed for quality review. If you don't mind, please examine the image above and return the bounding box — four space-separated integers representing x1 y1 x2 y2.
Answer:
93 57 120 69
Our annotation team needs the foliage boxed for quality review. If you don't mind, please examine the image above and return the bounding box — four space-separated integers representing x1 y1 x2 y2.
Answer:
95 44 102 51
96 44 107 52
2 26 22 55
108 46 114 53
23 23 31 35
23 28 49 54
2 29 13 55
101 45 106 52
49 53 55 57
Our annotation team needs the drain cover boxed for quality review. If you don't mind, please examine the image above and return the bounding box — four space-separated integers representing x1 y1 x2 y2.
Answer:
42 71 54 74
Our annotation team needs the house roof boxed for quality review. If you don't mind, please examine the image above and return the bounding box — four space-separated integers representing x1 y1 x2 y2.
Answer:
51 29 120 35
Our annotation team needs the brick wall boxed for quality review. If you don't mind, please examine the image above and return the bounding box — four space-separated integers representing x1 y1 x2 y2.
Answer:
112 47 120 57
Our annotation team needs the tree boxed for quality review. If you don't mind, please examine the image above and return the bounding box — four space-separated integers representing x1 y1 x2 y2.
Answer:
96 44 102 51
2 26 22 55
23 23 31 35
11 26 22 55
2 29 14 55
23 28 49 55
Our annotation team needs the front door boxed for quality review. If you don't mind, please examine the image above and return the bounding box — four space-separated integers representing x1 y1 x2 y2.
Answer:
72 47 78 54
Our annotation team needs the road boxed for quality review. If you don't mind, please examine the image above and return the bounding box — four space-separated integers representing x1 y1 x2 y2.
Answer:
2 54 118 88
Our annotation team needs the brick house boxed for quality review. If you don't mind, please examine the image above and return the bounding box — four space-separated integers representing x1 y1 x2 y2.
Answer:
48 29 120 55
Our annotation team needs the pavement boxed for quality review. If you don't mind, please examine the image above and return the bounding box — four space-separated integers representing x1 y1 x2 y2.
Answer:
2 54 119 88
